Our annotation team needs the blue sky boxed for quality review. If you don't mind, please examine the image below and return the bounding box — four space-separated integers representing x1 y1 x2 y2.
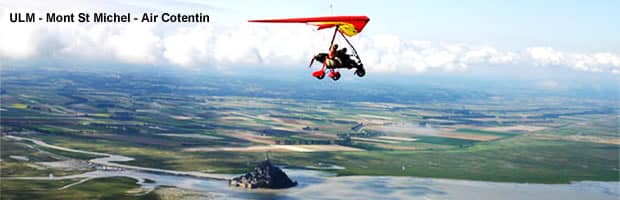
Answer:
208 0 620 52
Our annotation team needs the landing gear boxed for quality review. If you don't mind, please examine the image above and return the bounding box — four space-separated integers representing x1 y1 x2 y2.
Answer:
329 71 341 81
313 70 325 80
355 67 365 77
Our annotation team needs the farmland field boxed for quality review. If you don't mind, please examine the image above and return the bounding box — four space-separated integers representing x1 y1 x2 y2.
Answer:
1 68 618 185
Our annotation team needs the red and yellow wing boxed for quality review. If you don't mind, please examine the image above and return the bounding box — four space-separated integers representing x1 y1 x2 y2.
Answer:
248 16 370 37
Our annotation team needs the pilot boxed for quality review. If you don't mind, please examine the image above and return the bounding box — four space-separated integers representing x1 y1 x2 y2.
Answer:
325 44 341 68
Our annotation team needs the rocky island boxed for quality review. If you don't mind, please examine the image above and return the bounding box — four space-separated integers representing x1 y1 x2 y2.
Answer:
228 158 297 189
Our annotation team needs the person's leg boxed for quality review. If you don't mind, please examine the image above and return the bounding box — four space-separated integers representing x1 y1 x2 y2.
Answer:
326 59 335 67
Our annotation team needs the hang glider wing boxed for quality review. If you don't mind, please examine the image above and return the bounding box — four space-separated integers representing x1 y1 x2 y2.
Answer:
248 16 370 37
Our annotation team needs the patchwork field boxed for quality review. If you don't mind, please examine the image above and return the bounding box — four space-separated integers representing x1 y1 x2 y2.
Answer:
1 69 618 184
184 144 364 152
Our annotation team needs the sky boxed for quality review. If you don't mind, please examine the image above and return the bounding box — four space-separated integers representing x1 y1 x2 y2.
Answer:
1 0 619 81
209 0 620 52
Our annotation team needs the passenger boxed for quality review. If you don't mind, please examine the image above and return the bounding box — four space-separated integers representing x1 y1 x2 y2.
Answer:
325 44 341 68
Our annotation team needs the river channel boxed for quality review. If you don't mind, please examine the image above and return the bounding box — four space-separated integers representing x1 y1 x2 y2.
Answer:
4 136 618 200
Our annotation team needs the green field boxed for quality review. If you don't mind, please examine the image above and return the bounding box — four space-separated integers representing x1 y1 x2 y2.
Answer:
414 135 478 147
21 132 618 183
1 69 618 188
0 177 157 200
456 128 516 137
0 138 92 177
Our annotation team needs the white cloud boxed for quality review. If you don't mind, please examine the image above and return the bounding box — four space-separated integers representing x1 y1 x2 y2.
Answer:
0 15 41 59
106 24 161 64
1 2 619 75
161 23 323 69
526 47 620 73
0 9 160 65
354 37 520 73
162 25 213 67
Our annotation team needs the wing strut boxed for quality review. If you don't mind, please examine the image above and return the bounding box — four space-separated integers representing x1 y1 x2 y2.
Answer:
321 26 341 70
329 25 339 49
